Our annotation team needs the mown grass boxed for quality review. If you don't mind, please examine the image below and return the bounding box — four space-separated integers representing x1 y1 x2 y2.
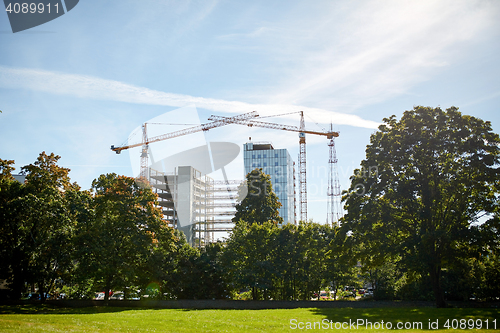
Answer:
0 304 499 332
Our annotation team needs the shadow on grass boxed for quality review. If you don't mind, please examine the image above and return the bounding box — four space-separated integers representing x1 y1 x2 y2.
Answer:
308 307 500 330
0 304 136 315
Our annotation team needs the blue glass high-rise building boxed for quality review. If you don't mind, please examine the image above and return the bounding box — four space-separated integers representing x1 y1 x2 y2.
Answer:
243 141 295 225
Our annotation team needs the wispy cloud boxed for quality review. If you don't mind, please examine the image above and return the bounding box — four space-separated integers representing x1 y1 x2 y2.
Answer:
0 65 380 129
217 27 271 40
215 1 498 111
463 90 500 108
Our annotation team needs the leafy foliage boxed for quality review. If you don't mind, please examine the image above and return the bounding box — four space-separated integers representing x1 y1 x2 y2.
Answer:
0 153 76 301
2 135 499 303
222 221 353 300
233 168 283 225
341 106 500 307
76 173 166 301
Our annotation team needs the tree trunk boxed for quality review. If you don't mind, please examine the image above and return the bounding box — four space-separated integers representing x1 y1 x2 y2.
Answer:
104 278 111 304
39 280 46 303
430 266 446 308
10 263 24 300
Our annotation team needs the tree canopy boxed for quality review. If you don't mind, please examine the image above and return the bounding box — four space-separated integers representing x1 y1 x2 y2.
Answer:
0 153 76 301
341 106 500 307
2 138 500 303
222 221 346 300
79 173 166 301
233 168 283 225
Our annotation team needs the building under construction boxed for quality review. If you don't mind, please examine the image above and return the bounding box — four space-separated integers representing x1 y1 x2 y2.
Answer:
149 166 241 247
112 111 343 240
148 140 296 246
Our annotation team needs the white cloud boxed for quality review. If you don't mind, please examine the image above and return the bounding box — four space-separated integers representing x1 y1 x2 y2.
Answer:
217 27 271 40
0 65 380 129
232 0 498 111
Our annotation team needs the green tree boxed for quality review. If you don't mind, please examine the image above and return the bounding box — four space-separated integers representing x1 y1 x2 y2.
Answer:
473 216 500 300
291 222 330 300
160 239 229 300
0 158 25 299
0 153 77 301
166 240 201 299
222 221 339 301
20 152 76 302
80 173 165 301
223 221 278 300
326 226 360 300
140 222 178 300
341 106 500 307
65 187 97 299
0 158 15 181
233 168 283 225
268 223 299 300
192 242 230 299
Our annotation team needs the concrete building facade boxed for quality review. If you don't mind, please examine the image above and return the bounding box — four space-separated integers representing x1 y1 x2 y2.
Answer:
150 166 213 247
148 141 295 245
149 166 239 247
243 142 295 225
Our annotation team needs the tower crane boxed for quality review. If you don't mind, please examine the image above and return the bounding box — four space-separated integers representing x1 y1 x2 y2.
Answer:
110 111 259 179
111 110 342 225
327 123 343 226
207 111 339 222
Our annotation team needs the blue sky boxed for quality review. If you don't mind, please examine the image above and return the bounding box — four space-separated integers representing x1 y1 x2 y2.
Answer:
1 0 500 223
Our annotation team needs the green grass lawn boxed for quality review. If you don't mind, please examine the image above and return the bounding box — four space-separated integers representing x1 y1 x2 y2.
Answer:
0 305 499 332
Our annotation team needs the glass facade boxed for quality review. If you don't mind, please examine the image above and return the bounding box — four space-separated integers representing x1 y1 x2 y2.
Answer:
243 142 295 225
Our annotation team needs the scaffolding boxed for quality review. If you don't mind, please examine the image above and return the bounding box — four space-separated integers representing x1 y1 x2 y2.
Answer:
149 167 242 247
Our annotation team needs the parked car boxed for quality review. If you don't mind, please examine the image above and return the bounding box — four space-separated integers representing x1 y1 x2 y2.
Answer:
319 291 329 300
94 292 105 300
26 292 52 300
27 293 40 300
364 288 374 297
109 292 124 300
342 286 357 298
128 291 140 301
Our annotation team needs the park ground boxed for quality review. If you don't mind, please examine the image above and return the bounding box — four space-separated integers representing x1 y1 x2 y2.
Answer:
0 304 499 332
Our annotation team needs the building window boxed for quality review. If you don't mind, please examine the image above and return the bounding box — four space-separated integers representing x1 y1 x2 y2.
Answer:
275 153 278 158
275 162 278 166
252 163 256 167
252 154 255 158
263 154 267 158
264 162 267 167
258 155 261 158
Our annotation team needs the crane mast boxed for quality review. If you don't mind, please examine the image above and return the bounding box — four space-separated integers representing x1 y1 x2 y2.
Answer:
327 123 343 226
298 111 307 222
140 123 148 179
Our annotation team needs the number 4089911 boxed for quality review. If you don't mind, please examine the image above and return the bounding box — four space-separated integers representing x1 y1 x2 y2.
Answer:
5 2 60 14
443 318 497 330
